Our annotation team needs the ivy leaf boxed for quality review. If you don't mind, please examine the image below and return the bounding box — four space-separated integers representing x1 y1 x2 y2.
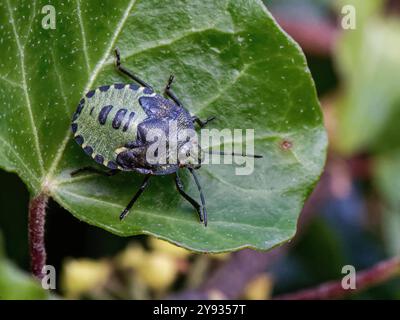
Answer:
375 152 400 256
0 0 326 252
0 232 48 299
335 0 400 154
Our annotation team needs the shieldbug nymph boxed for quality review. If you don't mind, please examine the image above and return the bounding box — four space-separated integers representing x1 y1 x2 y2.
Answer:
71 48 262 226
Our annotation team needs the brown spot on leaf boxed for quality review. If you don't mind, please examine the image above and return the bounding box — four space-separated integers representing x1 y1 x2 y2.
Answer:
280 139 293 151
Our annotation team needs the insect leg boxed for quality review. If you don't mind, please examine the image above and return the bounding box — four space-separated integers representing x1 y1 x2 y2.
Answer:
174 171 203 223
164 75 183 107
70 166 119 177
188 168 207 226
119 175 151 220
192 115 216 128
114 48 153 89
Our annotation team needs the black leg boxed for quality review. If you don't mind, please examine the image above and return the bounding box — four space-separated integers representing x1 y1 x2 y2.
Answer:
192 115 216 128
174 171 203 223
188 168 207 226
114 48 153 89
164 74 183 107
119 175 151 220
70 166 119 177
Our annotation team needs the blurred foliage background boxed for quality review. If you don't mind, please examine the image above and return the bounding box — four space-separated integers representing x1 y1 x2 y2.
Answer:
1 0 400 299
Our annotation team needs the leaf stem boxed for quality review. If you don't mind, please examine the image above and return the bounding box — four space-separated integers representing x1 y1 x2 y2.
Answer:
274 257 400 300
28 193 49 280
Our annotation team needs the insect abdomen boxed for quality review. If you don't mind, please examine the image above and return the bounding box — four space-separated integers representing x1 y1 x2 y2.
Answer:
71 84 151 169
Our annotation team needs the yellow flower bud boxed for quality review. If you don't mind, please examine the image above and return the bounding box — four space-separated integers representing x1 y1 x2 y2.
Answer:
116 243 146 270
243 273 273 300
61 258 111 298
135 252 178 291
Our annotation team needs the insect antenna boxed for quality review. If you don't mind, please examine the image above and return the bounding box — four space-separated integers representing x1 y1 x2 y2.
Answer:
207 150 263 158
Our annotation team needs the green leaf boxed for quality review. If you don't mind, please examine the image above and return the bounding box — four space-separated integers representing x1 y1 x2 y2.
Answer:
334 0 400 154
0 0 326 252
0 232 48 299
375 152 400 256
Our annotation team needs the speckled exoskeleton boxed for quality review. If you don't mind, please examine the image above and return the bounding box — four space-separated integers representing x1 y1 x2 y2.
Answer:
71 48 261 226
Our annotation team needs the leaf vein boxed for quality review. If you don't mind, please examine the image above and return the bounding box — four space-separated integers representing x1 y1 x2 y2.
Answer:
56 189 282 235
76 0 91 73
51 49 70 116
0 75 23 89
0 136 39 184
194 62 252 114
45 0 138 184
22 0 37 49
104 27 238 66
5 0 44 175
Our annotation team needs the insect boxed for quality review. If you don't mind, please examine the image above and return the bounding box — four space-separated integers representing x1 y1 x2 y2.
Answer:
71 48 261 226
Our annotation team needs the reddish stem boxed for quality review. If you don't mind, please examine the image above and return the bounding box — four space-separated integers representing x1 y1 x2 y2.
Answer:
28 193 49 280
274 257 400 300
